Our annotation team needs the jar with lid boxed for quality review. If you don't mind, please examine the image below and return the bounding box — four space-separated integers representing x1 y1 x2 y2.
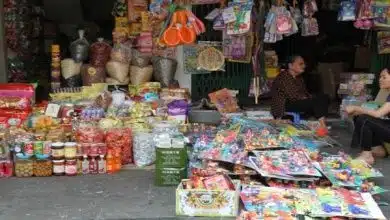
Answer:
64 142 77 159
51 142 65 159
33 159 52 177
52 159 65 176
65 159 77 176
89 143 99 157
15 159 33 177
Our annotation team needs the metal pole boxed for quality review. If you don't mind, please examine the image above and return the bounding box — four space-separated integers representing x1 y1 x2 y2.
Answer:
0 0 8 83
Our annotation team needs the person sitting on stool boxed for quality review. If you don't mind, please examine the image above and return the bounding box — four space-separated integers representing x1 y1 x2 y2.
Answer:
271 55 329 128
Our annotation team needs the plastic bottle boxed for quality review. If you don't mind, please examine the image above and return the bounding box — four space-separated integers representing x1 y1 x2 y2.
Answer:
82 155 89 174
98 155 106 174
106 150 115 174
114 148 122 171
89 156 98 174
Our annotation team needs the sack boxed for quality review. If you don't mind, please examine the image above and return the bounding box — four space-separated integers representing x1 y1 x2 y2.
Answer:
69 30 89 62
106 77 130 84
106 60 130 83
130 65 153 85
90 38 112 67
81 64 106 86
151 57 177 87
61 59 82 79
131 49 151 67
110 41 132 63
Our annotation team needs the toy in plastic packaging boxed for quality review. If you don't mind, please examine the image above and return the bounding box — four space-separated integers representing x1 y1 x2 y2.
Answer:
69 30 89 62
275 9 294 34
301 17 319 37
226 2 253 35
133 132 155 167
338 1 356 21
208 88 239 113
303 0 318 17
290 2 303 23
90 38 112 67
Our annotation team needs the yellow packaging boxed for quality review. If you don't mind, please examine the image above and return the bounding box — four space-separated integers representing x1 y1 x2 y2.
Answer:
115 17 129 29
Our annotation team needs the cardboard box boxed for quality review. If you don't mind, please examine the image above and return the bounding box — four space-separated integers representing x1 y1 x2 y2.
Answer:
156 147 187 168
155 167 186 186
176 180 240 217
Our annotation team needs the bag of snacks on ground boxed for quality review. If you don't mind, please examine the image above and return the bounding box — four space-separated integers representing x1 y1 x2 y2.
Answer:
106 128 133 164
69 30 89 62
130 65 153 85
81 64 106 86
106 60 130 83
133 132 154 167
90 38 112 67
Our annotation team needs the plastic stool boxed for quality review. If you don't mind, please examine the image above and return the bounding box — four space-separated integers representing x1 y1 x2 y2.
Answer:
285 112 301 124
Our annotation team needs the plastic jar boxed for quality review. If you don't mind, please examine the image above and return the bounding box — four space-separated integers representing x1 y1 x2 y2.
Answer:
33 159 52 177
64 142 77 159
52 159 65 176
51 142 65 159
89 143 99 157
15 159 33 177
65 159 77 176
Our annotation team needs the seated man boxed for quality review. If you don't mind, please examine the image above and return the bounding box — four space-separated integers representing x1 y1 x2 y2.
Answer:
271 55 329 127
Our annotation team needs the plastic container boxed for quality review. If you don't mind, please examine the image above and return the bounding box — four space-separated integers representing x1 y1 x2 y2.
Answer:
15 159 33 177
33 159 52 177
65 159 77 176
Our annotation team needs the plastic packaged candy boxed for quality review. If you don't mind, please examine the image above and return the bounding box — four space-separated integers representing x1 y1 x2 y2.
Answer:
338 1 356 21
75 125 105 143
15 159 33 177
167 100 188 122
133 132 154 167
105 128 133 164
208 88 239 113
0 160 13 177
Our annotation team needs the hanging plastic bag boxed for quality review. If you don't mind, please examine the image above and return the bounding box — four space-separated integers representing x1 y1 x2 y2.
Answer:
338 1 356 21
69 30 89 62
290 5 303 23
303 0 318 17
275 7 294 35
226 2 253 35
301 17 319 36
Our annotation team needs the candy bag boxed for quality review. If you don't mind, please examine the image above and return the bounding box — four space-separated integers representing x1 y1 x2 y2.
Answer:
208 88 239 113
301 17 319 36
167 100 189 122
338 1 356 21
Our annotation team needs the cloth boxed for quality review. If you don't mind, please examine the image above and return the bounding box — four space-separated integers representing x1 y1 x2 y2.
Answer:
351 114 390 151
271 70 311 118
285 94 329 119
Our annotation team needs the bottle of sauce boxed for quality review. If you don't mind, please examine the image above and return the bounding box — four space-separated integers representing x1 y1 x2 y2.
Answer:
114 148 122 171
98 155 106 174
106 150 115 174
82 155 89 174
89 156 98 174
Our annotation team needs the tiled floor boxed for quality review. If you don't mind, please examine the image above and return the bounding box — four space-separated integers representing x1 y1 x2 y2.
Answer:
0 121 388 220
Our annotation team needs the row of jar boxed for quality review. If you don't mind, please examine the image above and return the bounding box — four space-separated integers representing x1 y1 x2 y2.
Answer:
14 141 108 160
14 155 111 177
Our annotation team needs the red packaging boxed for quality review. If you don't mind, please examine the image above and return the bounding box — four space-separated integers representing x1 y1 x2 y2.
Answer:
203 174 234 190
105 128 133 164
75 126 105 143
0 161 13 177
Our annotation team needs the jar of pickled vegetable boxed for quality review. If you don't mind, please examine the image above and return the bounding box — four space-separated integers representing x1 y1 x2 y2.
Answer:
15 159 33 177
64 142 77 159
52 159 65 176
33 159 52 177
51 142 64 160
65 159 77 176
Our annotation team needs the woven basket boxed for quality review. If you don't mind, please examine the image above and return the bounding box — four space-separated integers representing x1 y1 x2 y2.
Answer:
197 47 225 71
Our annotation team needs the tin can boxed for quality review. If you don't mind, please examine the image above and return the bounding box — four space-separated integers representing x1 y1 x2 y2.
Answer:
24 141 34 155
33 141 43 155
43 141 52 155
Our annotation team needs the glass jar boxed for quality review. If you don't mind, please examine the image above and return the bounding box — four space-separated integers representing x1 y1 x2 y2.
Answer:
15 159 33 177
64 142 77 159
51 142 64 160
65 159 77 176
33 159 52 177
97 143 107 156
52 159 65 176
89 143 99 157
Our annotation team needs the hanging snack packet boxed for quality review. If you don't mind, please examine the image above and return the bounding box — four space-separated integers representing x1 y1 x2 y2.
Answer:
338 1 356 21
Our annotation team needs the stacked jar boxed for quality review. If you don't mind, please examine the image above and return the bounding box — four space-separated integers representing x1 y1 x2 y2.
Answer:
51 142 65 176
51 44 61 90
64 142 77 176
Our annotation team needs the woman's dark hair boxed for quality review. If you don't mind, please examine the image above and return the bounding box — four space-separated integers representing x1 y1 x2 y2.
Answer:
282 55 302 69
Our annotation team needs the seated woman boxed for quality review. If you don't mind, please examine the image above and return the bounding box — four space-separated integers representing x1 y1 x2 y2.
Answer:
345 68 390 165
271 55 329 127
